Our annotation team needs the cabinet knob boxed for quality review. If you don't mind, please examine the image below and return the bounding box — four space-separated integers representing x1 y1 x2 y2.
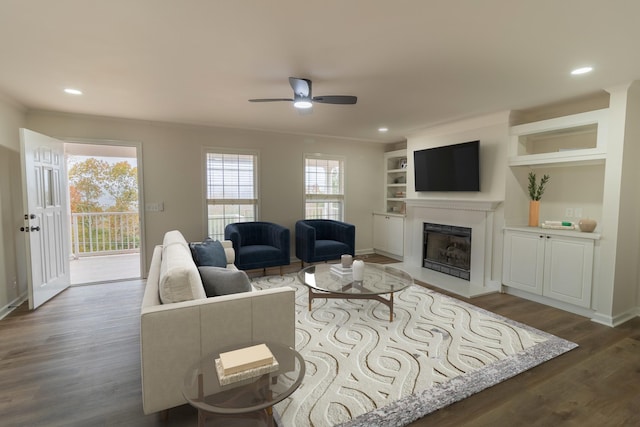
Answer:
546 235 551 239
539 235 544 238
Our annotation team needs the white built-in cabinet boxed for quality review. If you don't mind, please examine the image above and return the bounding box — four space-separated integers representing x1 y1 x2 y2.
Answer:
502 228 597 308
372 213 404 258
373 149 406 259
502 107 607 312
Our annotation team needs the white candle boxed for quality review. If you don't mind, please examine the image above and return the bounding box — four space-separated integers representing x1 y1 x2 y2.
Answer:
352 260 364 281
341 254 353 268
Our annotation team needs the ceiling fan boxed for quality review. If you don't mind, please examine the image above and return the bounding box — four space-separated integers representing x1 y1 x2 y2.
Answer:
249 77 357 109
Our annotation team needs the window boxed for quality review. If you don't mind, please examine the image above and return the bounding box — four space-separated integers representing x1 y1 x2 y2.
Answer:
205 150 258 240
304 154 344 220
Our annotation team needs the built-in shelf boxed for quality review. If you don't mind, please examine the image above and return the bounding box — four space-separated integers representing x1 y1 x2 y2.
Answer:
384 150 407 214
508 108 608 167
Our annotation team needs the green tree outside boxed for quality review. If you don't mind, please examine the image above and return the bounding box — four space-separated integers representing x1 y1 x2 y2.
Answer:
68 158 139 253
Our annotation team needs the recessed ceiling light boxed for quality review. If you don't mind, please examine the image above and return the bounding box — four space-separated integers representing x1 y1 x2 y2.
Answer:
64 88 83 95
570 67 593 75
378 127 389 132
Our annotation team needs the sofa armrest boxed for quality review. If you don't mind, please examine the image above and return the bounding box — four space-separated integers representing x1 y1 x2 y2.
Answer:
220 240 236 268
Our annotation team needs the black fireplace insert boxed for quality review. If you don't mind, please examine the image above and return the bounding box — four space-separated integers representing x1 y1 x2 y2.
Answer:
423 223 471 281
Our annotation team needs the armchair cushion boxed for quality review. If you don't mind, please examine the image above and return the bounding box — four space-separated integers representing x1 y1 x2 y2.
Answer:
198 266 252 297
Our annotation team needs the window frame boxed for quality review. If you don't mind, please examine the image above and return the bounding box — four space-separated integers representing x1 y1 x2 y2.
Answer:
303 153 346 221
202 147 260 240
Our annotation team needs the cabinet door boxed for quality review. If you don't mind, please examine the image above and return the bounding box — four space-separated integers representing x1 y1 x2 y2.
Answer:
385 216 404 256
502 231 544 294
373 214 387 251
543 236 594 307
373 214 404 257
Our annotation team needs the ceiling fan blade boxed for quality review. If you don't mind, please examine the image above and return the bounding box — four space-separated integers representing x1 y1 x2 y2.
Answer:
312 95 358 105
289 77 311 97
248 98 294 102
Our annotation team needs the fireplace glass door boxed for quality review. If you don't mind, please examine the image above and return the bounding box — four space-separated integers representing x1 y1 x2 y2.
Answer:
423 223 471 280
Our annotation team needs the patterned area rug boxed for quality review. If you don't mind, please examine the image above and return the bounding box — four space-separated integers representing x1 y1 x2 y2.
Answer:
252 273 577 427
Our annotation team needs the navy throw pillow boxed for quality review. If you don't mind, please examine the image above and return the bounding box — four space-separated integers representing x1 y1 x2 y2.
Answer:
190 238 227 267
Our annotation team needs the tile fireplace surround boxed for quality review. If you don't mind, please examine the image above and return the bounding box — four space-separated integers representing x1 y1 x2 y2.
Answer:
391 199 503 298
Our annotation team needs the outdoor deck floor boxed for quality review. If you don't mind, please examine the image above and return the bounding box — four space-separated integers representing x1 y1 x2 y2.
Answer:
70 253 141 285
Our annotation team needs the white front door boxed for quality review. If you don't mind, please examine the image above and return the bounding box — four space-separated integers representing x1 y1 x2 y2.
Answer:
20 129 70 309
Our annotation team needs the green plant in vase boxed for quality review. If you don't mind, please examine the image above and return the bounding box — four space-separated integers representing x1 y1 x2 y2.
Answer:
528 172 550 201
527 172 549 226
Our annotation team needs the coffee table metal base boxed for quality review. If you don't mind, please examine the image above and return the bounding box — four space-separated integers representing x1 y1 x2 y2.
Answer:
307 281 396 322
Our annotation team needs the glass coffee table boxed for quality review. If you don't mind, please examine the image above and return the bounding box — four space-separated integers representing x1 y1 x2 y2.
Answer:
297 263 413 322
182 341 305 427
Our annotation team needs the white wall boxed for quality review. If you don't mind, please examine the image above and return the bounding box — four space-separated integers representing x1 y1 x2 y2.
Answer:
25 111 386 273
0 94 27 316
612 82 640 317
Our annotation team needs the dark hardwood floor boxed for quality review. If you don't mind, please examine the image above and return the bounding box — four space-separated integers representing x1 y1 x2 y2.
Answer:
1 254 639 426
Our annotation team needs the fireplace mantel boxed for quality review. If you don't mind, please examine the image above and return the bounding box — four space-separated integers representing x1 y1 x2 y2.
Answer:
404 199 502 212
391 199 503 298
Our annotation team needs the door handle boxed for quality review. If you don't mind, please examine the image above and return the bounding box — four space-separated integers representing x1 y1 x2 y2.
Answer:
30 226 40 232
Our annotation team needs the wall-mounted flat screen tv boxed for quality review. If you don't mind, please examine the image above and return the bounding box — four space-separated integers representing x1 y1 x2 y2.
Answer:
413 140 480 192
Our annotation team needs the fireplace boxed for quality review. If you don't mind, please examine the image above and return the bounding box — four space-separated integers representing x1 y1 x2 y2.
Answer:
423 223 471 280
399 199 501 298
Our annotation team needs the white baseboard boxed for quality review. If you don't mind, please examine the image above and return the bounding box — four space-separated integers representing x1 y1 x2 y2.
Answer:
504 288 640 327
504 287 596 319
592 307 640 327
372 249 403 261
0 293 27 320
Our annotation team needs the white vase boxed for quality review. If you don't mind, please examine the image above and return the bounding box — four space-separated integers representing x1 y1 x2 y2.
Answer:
352 260 364 281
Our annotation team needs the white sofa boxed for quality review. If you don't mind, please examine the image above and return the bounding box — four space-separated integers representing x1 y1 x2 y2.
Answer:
140 230 296 415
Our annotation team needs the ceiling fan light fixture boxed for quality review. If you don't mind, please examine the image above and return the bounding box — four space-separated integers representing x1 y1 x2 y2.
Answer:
293 99 313 109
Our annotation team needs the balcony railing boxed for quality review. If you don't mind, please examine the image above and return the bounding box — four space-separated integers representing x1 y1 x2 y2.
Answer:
71 212 140 258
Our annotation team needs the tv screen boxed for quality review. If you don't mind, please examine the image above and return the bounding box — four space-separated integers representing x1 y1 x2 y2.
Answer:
413 140 480 192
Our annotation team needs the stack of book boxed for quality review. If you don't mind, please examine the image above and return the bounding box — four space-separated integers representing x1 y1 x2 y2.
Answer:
541 220 578 230
330 264 353 277
215 343 279 385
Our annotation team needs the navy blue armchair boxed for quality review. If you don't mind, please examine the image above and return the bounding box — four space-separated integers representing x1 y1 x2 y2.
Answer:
295 219 355 267
224 221 290 274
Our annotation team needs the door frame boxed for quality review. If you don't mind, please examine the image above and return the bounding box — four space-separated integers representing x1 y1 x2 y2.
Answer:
63 138 146 280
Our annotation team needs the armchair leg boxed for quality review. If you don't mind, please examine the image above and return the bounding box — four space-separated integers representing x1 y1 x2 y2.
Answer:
300 260 304 268
279 266 283 276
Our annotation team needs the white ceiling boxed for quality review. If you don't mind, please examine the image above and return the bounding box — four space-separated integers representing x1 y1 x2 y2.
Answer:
1 1 640 144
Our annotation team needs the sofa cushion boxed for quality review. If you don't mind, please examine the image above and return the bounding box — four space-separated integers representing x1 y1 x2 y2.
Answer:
159 242 206 303
190 239 227 268
198 266 252 297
